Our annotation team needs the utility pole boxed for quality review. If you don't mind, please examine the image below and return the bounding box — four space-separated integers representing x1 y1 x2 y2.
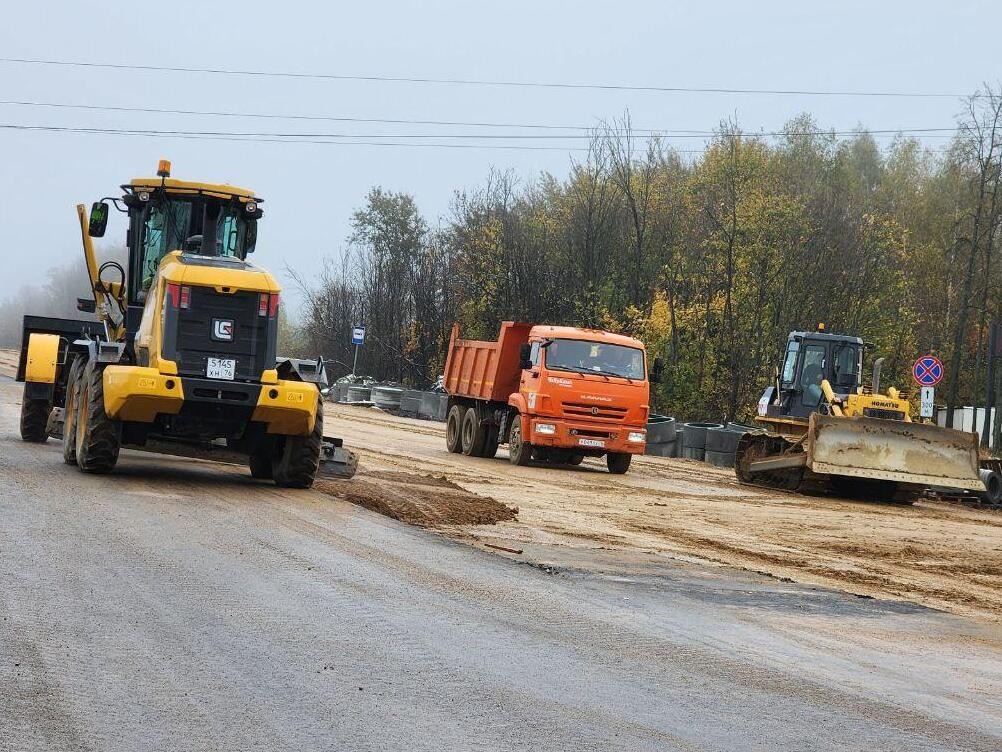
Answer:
988 321 1002 452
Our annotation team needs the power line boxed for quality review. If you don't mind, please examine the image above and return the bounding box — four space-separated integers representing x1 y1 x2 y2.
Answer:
0 100 959 139
0 57 976 99
0 123 959 153
0 123 598 152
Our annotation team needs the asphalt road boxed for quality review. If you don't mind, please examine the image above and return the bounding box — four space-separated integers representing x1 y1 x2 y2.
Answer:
1 391 1000 751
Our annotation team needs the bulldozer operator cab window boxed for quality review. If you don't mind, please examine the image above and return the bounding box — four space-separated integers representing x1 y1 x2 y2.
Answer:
800 344 827 407
780 341 800 386
833 343 861 389
133 197 256 302
544 339 645 380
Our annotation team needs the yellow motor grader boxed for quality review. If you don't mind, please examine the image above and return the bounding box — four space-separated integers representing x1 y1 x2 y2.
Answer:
735 327 984 502
17 160 357 486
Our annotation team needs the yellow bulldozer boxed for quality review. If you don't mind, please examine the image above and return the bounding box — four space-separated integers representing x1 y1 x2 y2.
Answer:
17 160 357 486
735 326 985 503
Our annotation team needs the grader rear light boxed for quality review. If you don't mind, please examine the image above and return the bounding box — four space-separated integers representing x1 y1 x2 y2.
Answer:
258 292 280 318
165 283 191 309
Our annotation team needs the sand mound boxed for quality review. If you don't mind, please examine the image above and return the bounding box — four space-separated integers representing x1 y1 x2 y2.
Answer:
317 471 517 528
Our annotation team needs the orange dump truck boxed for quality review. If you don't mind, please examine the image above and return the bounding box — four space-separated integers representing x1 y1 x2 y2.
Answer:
442 322 660 474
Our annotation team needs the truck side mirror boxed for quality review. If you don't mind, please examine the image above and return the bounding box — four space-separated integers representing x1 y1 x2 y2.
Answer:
89 201 109 238
519 343 532 370
651 356 664 383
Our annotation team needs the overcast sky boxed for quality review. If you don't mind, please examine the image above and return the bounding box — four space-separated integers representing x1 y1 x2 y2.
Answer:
0 1 998 313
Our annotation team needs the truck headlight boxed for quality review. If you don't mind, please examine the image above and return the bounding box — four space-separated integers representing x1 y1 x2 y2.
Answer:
535 423 556 435
628 431 646 443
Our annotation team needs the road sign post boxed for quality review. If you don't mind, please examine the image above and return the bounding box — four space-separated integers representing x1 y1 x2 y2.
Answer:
351 326 365 376
912 355 944 425
920 386 935 419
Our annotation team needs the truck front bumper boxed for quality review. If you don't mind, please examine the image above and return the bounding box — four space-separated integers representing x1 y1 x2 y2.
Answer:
103 366 318 436
528 417 646 455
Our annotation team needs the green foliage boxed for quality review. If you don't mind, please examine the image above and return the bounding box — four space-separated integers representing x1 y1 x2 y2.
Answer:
293 103 1002 420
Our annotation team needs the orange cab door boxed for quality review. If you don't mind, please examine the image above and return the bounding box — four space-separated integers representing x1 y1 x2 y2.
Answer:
519 340 543 413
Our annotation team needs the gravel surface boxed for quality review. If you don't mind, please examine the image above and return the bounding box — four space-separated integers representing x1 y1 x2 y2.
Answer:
330 405 1002 624
1 383 1001 750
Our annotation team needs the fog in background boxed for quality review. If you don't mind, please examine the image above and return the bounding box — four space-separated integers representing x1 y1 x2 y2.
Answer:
0 0 998 336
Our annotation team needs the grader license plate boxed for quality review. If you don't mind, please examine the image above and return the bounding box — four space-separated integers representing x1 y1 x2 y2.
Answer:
206 357 236 380
578 438 605 448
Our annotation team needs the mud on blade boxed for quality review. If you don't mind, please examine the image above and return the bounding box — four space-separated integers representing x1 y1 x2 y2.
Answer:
806 414 983 491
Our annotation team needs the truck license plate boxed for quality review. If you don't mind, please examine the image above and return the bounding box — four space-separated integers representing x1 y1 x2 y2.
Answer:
206 357 236 380
578 438 605 448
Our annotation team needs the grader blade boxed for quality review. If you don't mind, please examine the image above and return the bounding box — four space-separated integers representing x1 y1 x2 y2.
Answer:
319 440 359 479
806 414 983 491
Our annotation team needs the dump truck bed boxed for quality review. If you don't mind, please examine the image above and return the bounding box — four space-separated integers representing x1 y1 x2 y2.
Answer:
442 322 533 402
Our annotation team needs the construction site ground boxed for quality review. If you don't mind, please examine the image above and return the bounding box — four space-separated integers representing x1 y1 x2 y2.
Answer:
330 403 1002 625
1 355 1000 749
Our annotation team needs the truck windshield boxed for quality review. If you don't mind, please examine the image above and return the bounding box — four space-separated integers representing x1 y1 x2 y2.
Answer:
544 339 645 380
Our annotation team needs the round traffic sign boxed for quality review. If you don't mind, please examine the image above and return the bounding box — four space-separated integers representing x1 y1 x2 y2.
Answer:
912 355 944 387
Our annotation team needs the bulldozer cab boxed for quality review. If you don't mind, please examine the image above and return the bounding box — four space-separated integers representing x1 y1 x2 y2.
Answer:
771 330 863 418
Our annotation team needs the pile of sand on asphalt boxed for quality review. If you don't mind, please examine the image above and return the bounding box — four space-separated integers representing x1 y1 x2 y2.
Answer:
316 470 518 528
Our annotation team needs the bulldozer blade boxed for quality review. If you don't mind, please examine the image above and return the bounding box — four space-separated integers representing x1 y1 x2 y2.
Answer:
806 414 983 492
319 442 359 479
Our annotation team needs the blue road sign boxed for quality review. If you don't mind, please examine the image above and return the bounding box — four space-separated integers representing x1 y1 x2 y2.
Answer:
351 326 365 346
912 355 944 387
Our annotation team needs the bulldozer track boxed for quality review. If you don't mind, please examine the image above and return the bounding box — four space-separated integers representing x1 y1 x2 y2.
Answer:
734 432 921 504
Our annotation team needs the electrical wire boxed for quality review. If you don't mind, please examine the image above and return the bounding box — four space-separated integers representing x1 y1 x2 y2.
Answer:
0 101 959 140
0 57 976 99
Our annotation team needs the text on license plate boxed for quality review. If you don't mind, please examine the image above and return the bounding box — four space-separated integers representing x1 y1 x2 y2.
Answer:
206 357 236 380
578 438 605 448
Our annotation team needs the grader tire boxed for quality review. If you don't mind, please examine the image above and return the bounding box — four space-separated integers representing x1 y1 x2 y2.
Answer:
274 400 323 489
20 391 52 443
75 361 121 474
62 356 85 465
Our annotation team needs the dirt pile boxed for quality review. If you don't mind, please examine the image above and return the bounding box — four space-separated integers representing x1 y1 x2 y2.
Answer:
317 470 517 528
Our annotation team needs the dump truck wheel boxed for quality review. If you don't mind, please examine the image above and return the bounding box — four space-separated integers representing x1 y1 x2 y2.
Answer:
273 400 323 489
481 425 500 459
508 416 533 466
568 453 584 466
76 361 121 474
445 405 464 453
249 448 274 480
20 389 51 443
461 407 487 456
607 452 632 474
62 356 85 465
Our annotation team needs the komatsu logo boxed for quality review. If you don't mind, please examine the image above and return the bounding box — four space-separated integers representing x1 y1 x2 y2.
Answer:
212 319 234 341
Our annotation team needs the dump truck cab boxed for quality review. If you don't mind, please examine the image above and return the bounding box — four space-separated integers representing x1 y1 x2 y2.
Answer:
442 322 659 474
17 161 356 486
516 324 652 453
